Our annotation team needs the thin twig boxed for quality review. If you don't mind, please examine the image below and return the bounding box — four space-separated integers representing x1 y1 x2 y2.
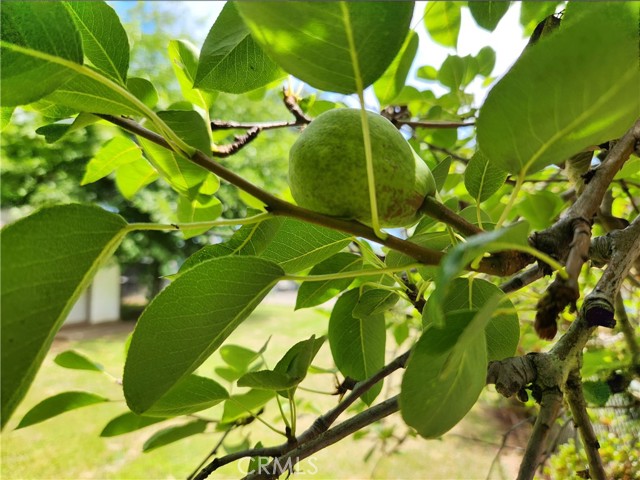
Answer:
396 119 475 129
186 429 233 480
500 265 544 294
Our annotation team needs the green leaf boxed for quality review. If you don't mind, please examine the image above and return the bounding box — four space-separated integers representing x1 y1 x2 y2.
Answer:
176 195 223 239
236 2 414 94
424 278 519 361
476 46 496 77
329 290 385 405
35 112 98 144
424 2 461 48
168 39 215 109
260 218 352 274
431 156 451 193
353 289 400 319
416 65 438 81
44 76 143 117
100 412 166 437
65 1 129 84
468 2 510 31
374 30 419 106
400 309 489 438
464 150 508 203
426 222 529 327
220 345 261 371
1 204 127 429
179 217 284 273
142 420 207 452
295 252 363 310
582 381 611 407
273 336 325 386
16 391 109 429
82 136 143 185
194 3 284 94
54 350 103 372
477 3 640 175
126 77 158 109
137 110 210 198
221 389 275 425
123 256 284 414
516 191 565 230
144 375 229 418
0 3 83 106
237 370 297 391
115 157 158 200
437 55 478 91
1 107 14 130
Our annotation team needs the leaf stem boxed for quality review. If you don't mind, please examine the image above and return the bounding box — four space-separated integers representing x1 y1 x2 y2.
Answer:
283 264 422 283
496 170 526 228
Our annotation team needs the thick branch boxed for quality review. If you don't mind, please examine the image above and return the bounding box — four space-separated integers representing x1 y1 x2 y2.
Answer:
615 293 640 370
98 114 529 276
565 370 607 480
244 396 399 480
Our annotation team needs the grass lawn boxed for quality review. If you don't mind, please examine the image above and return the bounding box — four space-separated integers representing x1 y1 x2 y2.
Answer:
2 304 522 479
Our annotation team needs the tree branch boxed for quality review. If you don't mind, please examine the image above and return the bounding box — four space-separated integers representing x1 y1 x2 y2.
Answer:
565 370 607 480
97 114 531 276
193 351 410 480
615 292 640 371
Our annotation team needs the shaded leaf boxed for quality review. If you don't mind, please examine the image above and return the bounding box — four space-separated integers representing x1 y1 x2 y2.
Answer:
476 46 496 77
236 2 414 94
329 290 385 405
431 156 451 193
169 39 216 109
296 252 362 310
237 370 297 391
35 112 98 144
142 420 207 452
1 205 127 428
126 77 158 109
353 288 400 318
123 256 283 414
144 375 228 418
17 391 109 429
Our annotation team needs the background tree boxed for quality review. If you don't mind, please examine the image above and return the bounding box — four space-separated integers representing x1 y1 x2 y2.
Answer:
1 2 639 480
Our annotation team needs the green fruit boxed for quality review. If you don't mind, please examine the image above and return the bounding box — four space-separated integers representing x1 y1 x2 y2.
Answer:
289 108 436 228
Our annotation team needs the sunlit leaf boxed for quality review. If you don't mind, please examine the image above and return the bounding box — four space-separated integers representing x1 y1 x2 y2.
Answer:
17 392 109 429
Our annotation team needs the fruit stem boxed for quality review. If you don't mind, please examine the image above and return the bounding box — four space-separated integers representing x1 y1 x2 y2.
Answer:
418 196 484 237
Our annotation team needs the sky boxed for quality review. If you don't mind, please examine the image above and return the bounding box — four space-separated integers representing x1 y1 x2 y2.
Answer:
177 1 530 107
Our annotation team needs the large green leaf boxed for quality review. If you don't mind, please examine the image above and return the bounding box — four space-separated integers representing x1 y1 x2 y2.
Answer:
260 218 352 274
329 290 385 405
1 205 127 429
468 2 511 31
400 308 490 438
144 375 228 418
477 3 640 175
65 1 129 84
123 256 284 414
423 278 519 362
520 2 561 35
464 150 508 203
295 252 363 310
16 391 109 429
0 3 83 106
374 30 419 106
424 2 461 48
194 3 284 94
236 2 414 94
137 110 210 198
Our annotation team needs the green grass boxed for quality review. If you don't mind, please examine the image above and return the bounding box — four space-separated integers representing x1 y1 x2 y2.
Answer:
2 304 520 479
